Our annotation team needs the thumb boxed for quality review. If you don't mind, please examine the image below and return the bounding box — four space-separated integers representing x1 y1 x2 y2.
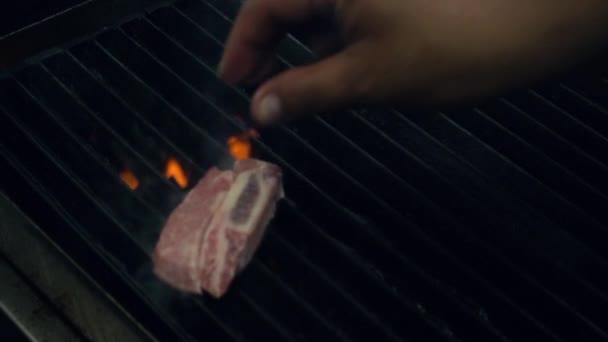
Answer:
250 47 366 125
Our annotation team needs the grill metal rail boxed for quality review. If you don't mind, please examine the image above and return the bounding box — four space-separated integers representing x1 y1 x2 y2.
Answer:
2 0 608 341
0 1 84 37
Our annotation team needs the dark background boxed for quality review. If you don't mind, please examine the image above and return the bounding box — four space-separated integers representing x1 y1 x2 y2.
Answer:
0 1 85 37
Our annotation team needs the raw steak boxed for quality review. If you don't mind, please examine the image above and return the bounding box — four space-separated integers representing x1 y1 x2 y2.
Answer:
153 167 233 293
152 159 283 297
199 159 283 297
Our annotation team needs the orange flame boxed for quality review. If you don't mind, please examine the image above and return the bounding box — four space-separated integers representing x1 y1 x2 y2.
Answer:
165 158 189 189
119 169 140 190
227 129 258 160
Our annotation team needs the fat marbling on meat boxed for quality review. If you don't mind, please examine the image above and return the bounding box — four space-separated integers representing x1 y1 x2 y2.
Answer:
153 159 283 297
153 167 233 293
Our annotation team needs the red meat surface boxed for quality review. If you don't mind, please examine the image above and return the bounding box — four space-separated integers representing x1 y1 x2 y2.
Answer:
153 159 283 297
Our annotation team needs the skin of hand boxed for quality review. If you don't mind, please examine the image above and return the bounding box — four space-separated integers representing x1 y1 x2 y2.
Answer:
218 0 608 125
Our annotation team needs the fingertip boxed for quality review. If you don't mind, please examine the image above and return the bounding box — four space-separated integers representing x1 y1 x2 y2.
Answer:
248 48 366 125
252 90 283 125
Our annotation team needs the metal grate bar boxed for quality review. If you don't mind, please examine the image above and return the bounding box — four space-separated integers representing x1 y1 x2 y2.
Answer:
349 107 608 276
483 97 608 193
174 1 234 49
34 63 183 212
442 108 608 226
64 51 203 174
426 111 608 304
75 41 233 170
279 199 565 341
252 259 356 342
38 59 186 192
479 104 608 210
563 82 608 115
13 65 168 228
120 17 250 114
0 113 198 342
0 153 183 341
234 290 298 342
563 79 608 119
509 90 608 165
11 75 164 256
394 108 608 269
317 108 608 335
444 109 603 292
263 223 405 342
15 72 166 254
534 86 608 140
0 241 91 342
357 108 608 300
467 101 608 255
1 84 156 268
548 83 608 138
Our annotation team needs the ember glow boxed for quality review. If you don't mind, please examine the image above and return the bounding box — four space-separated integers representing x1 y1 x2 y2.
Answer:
227 129 258 160
165 158 189 189
119 169 140 190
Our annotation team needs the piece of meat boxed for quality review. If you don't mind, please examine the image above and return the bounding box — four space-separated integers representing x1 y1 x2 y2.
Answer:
152 167 233 293
152 159 283 297
199 159 283 297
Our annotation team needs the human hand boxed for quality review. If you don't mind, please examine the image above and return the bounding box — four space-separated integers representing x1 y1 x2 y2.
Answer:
218 0 608 125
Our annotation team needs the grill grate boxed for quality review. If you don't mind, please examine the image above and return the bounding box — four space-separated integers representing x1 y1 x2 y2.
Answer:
2 0 608 341
0 1 85 37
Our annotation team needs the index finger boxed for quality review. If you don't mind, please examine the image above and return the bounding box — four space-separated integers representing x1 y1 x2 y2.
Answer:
218 0 334 84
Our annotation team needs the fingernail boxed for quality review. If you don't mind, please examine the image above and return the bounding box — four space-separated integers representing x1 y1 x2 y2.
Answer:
256 93 281 124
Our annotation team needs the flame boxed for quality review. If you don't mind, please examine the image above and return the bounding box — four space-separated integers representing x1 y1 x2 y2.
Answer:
227 129 258 160
119 169 140 190
165 158 189 189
